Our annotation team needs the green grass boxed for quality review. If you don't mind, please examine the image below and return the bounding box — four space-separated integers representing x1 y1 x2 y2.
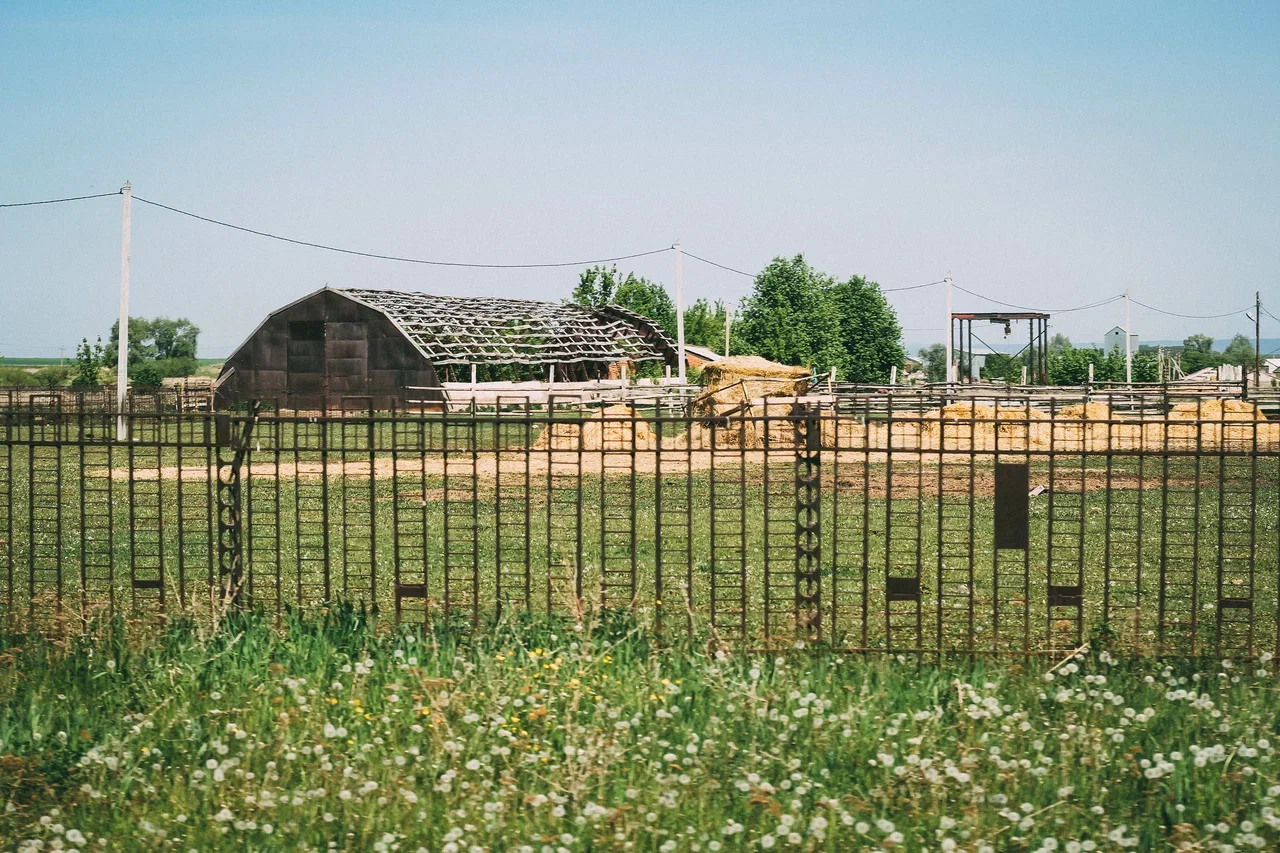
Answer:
1 611 1278 851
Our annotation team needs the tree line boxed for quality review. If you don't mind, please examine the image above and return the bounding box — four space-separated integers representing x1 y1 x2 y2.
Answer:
572 255 905 383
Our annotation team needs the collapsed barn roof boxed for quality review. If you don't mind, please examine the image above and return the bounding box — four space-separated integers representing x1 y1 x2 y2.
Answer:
335 288 676 366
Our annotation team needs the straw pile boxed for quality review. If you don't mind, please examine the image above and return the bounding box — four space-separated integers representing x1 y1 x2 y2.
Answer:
533 405 658 451
687 356 813 449
693 356 811 412
1155 399 1277 450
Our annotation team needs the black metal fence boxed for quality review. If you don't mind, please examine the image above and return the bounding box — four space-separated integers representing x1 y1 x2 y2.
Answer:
2 390 1278 660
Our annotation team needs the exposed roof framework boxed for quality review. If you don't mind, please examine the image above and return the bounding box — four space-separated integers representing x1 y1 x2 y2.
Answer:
338 288 675 366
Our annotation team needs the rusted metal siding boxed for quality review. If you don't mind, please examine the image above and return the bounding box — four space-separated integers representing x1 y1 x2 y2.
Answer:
215 290 440 410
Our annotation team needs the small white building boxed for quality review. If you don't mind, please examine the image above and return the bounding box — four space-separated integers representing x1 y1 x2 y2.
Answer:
1103 326 1138 354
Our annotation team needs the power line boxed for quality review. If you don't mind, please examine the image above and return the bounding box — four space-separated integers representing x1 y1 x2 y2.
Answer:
1261 306 1280 325
883 279 947 293
0 191 121 208
680 251 754 277
131 195 673 269
952 284 1123 314
1129 298 1251 320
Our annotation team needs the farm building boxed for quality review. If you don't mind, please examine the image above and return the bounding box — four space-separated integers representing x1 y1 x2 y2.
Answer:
213 287 678 409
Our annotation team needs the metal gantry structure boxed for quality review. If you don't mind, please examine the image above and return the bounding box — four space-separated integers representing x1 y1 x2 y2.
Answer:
951 312 1050 384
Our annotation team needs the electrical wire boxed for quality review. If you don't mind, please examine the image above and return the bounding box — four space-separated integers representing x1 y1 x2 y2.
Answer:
680 250 753 277
882 279 947 293
131 196 673 269
0 191 121 208
952 284 1123 314
1129 298 1251 320
1261 306 1280 325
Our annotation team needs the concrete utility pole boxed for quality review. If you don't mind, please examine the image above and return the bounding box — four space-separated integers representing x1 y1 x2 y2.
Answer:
675 240 686 382
1124 288 1132 385
944 272 953 383
116 182 132 441
1256 291 1262 391
723 306 732 358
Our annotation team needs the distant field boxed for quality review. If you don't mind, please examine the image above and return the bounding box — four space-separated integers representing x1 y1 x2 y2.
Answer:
0 357 223 368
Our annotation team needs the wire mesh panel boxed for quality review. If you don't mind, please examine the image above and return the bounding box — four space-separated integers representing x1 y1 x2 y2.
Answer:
884 414 925 653
599 409 637 610
28 443 62 618
391 412 430 624
494 409 532 615
708 418 747 646
293 420 332 611
653 418 693 635
246 447 282 623
0 393 1276 659
545 411 584 616
78 444 114 618
175 432 215 614
0 437 12 617
127 442 165 615
339 403 376 605
442 415 478 625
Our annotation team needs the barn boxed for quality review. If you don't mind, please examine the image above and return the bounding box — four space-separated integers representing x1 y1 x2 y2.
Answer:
213 287 678 410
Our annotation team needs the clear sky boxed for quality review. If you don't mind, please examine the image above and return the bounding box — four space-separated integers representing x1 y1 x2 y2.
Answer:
2 1 1278 358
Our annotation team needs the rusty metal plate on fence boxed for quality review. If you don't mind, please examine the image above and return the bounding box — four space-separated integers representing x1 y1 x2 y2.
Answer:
886 576 921 601
994 462 1030 550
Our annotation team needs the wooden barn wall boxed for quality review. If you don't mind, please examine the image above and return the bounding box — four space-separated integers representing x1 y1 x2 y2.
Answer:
215 291 440 410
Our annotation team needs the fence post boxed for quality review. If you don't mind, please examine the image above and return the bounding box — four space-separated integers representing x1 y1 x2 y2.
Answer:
215 404 260 609
794 401 822 643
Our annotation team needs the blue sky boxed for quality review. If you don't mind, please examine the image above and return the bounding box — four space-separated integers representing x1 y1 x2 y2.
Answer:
2 2 1278 357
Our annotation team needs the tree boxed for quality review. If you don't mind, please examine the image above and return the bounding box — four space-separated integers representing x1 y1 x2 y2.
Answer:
106 316 201 378
1180 333 1223 374
572 266 677 339
735 255 844 374
72 337 106 386
981 352 1022 383
827 275 905 383
1049 333 1073 354
683 298 730 352
735 256 905 383
108 316 200 364
918 344 947 383
1221 333 1255 367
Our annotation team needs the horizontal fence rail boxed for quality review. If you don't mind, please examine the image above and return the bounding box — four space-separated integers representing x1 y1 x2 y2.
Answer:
2 390 1278 660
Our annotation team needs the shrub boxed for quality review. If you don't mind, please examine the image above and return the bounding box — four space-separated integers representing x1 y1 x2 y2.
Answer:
153 357 199 378
129 363 164 387
32 366 73 387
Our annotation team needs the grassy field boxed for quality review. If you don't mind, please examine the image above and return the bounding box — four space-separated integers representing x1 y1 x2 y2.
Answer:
1 610 1278 851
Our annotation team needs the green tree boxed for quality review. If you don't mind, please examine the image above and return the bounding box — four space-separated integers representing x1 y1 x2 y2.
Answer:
980 352 1022 383
827 275 905 383
683 298 730 352
1049 333 1073 354
129 362 164 387
1179 333 1222 374
72 337 106 386
107 316 201 366
1221 333 1255 367
918 344 947 383
1132 350 1159 382
735 255 844 375
572 266 677 339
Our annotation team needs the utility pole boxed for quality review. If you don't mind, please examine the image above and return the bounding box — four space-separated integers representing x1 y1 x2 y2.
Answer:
1256 290 1262 392
1124 288 1132 385
116 182 132 441
944 272 953 383
675 240 686 383
723 306 732 358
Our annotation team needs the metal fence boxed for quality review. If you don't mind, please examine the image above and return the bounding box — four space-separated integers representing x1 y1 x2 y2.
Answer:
2 390 1278 660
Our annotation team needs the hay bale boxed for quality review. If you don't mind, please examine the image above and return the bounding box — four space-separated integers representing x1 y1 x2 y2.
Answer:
1167 398 1268 450
533 405 657 451
693 356 810 415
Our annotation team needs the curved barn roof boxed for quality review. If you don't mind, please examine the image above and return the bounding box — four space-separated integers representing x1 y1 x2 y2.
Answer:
337 288 676 366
